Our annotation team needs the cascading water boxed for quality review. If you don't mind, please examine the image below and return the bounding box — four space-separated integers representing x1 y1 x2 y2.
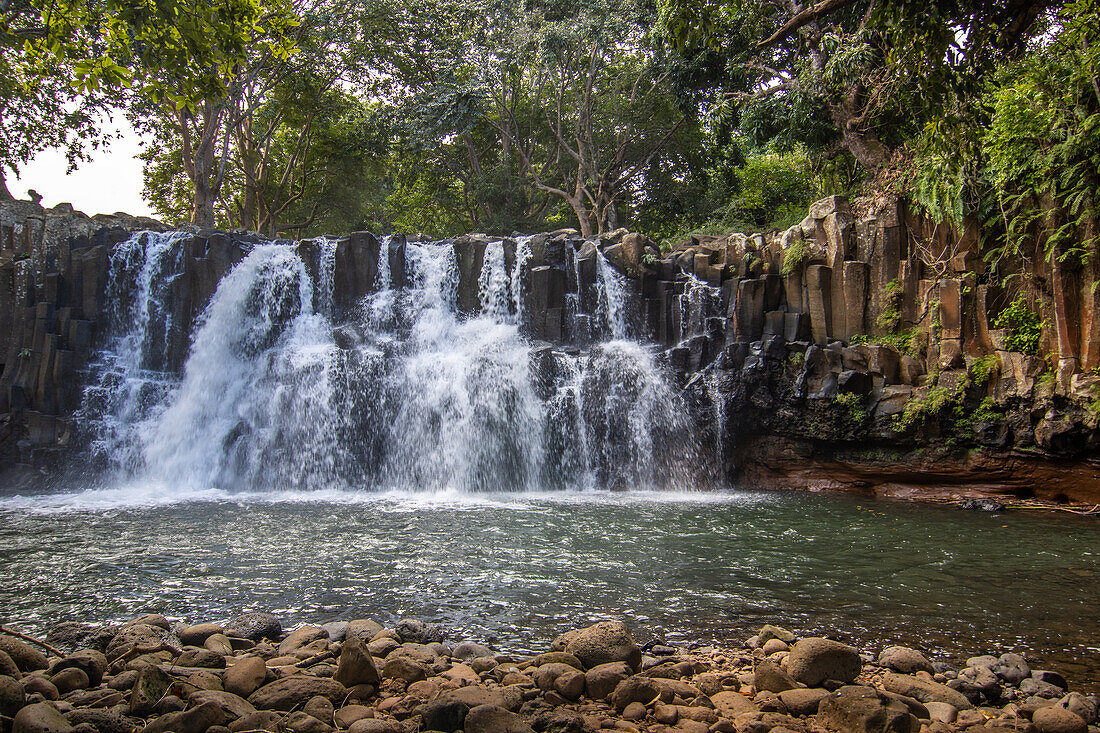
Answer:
76 231 705 494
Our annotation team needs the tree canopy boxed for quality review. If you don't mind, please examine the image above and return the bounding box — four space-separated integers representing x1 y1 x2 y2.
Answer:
5 0 1096 256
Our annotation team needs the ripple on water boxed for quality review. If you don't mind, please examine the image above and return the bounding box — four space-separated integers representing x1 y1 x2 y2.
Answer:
0 487 1096 691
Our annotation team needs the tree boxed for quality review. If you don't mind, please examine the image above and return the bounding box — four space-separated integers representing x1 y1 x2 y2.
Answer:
659 0 1061 173
0 0 298 208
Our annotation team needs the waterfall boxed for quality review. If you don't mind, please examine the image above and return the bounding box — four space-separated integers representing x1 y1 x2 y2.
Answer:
76 232 705 494
596 249 629 340
77 231 189 473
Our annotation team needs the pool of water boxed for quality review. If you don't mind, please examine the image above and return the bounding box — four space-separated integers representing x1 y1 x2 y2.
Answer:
0 487 1096 690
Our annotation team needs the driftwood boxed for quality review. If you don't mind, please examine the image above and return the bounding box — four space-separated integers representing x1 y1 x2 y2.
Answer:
294 649 335 668
0 624 63 657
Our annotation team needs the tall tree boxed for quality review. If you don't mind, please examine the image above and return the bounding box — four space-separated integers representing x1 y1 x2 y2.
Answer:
0 0 297 208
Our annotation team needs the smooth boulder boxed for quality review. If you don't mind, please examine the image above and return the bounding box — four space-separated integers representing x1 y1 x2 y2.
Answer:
463 704 534 733
12 702 74 733
786 638 861 687
223 614 281 642
0 638 48 674
247 677 347 711
882 673 973 710
878 647 933 675
818 686 915 733
563 622 641 672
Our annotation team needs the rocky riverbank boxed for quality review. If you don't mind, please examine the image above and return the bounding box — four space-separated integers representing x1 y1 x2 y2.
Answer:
0 613 1095 733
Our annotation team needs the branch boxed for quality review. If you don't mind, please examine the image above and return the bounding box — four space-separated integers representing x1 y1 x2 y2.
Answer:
0 625 62 657
758 0 861 49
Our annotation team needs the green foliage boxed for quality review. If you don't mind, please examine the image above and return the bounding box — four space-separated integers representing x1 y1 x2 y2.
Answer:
967 355 1000 387
781 235 808 276
0 0 297 189
972 396 1002 424
993 297 1043 355
897 383 963 431
981 1 1100 268
722 150 814 226
875 279 904 333
834 392 868 424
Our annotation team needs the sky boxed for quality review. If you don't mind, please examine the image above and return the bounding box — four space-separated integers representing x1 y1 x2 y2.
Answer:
11 118 155 218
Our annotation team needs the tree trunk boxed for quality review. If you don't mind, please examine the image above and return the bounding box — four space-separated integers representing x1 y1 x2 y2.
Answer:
829 97 891 172
568 196 594 238
0 169 13 201
191 134 217 228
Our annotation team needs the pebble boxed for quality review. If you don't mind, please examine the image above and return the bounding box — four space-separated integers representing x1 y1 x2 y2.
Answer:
0 612 1088 733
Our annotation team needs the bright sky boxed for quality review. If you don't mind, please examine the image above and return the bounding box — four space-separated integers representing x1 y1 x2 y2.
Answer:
11 118 155 218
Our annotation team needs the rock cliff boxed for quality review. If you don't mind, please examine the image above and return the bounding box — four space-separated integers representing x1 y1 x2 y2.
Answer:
2 195 1098 502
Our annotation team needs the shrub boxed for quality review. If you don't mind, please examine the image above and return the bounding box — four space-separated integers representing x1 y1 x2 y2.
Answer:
993 297 1043 355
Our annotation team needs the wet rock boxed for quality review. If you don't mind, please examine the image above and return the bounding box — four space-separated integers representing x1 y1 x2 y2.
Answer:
282 712 333 733
345 621 384 646
1 674 27 724
421 698 470 731
1055 693 1097 724
584 663 632 701
130 666 174 717
333 637 380 688
881 673 972 710
991 654 1030 685
277 627 327 657
610 677 662 712
21 675 58 700
49 652 107 689
817 685 915 733
223 658 267 699
777 688 828 716
753 661 799 694
223 614 281 643
761 640 789 656
13 702 74 733
0 638 48 674
141 700 225 733
785 638 860 687
877 647 933 675
46 626 115 656
1031 707 1087 733
188 690 257 722
381 656 428 683
64 708 131 733
453 642 496 662
564 623 641 672
395 621 444 646
464 704 534 733
179 625 224 647
246 677 347 711
49 669 88 695
0 652 21 680
177 647 226 669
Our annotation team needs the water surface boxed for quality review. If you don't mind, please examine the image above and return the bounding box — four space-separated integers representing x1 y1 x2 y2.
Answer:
1 488 1095 690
